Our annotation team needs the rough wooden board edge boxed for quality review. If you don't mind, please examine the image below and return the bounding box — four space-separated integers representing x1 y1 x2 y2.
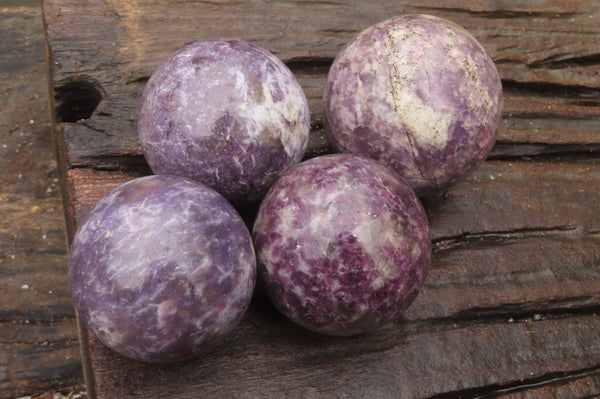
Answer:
61 161 600 242
0 338 84 399
39 2 596 396
81 312 600 398
60 165 600 398
43 0 600 86
41 0 600 170
52 160 600 399
65 166 600 322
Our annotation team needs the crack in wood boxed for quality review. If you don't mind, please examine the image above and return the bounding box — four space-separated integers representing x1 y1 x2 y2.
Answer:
180 0 247 5
426 364 600 399
69 155 150 173
284 56 333 73
294 0 346 6
411 6 579 20
403 297 600 336
431 226 588 251
0 309 76 324
0 336 80 346
488 148 600 163
501 79 600 98
443 297 600 324
529 52 600 69
77 121 107 134
125 75 149 86
569 100 600 107
319 27 361 35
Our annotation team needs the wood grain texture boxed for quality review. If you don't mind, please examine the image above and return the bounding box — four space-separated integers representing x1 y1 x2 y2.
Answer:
494 372 600 399
42 0 600 398
0 3 84 398
63 161 600 398
76 313 599 399
43 0 600 169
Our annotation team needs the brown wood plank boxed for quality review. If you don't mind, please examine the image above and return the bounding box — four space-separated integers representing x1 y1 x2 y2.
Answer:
42 0 600 398
66 163 600 323
407 234 600 322
43 0 600 87
0 320 82 397
495 371 600 399
66 161 600 240
424 161 600 240
499 91 600 147
63 168 148 240
64 162 600 398
0 3 83 398
43 0 600 169
82 311 600 398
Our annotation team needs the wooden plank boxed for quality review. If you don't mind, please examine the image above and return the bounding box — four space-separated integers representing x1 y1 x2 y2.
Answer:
43 0 600 169
494 371 600 399
66 164 600 324
66 161 600 244
63 162 600 398
407 234 600 321
42 0 600 398
62 168 147 240
0 3 83 398
81 311 600 398
0 320 82 398
424 161 600 239
43 0 600 86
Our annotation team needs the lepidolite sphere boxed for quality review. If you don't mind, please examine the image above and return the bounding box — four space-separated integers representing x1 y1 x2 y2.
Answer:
138 39 310 203
323 14 503 196
253 154 430 336
68 175 256 363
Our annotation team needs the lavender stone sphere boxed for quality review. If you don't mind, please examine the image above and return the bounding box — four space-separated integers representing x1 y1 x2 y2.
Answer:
323 14 503 196
69 175 256 363
253 154 431 336
138 39 310 203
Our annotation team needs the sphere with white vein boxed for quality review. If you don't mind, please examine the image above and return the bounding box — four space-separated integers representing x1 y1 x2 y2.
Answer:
69 175 256 363
253 154 431 336
323 15 503 196
138 39 310 203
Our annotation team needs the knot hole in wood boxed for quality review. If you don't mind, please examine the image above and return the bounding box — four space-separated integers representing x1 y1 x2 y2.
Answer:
54 75 104 123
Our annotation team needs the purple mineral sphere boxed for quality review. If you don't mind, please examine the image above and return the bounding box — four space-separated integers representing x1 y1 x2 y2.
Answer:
323 15 503 196
253 154 431 336
138 39 310 203
68 175 256 363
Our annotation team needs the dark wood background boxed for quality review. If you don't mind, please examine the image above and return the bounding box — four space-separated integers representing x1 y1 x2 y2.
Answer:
1 2 84 398
41 0 600 398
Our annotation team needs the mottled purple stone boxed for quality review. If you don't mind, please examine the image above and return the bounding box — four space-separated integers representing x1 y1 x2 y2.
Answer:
253 154 431 336
323 15 504 196
68 175 256 363
138 39 310 203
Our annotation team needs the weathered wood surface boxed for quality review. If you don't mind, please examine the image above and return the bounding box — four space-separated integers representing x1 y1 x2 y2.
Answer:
44 0 600 170
0 3 85 398
43 0 600 398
